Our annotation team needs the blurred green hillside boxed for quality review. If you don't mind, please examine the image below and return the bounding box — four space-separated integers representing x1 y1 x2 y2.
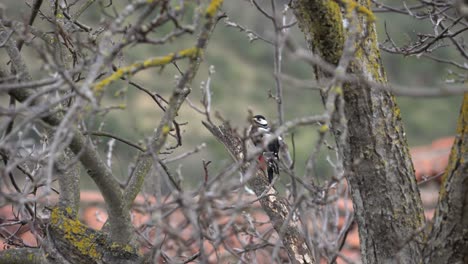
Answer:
1 0 462 189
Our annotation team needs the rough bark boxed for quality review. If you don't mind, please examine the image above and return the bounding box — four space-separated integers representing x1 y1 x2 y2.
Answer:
423 93 468 263
203 121 316 264
0 248 45 264
53 141 81 218
292 1 426 263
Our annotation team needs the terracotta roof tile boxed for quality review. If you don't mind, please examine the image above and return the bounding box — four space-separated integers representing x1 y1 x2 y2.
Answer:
410 137 453 181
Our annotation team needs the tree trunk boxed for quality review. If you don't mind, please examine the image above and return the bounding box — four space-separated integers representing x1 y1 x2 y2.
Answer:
292 1 426 263
423 93 468 263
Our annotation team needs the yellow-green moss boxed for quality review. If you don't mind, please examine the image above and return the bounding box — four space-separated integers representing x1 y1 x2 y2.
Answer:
142 53 174 67
319 124 329 133
294 1 345 66
109 242 135 253
93 47 200 94
178 47 201 59
340 0 376 21
51 208 102 259
333 86 343 95
393 104 401 118
162 125 171 135
205 0 223 17
65 206 73 215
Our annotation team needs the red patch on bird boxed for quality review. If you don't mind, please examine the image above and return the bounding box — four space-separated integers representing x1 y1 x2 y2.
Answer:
257 155 267 171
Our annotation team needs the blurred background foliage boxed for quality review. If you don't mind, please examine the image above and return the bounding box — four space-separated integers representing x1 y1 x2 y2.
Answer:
1 0 462 190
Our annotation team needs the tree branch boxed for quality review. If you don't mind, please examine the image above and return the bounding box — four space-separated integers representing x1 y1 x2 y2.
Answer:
0 248 45 264
93 47 201 94
85 131 145 152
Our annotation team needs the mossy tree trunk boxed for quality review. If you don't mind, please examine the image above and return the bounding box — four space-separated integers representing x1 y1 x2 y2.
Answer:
292 1 427 263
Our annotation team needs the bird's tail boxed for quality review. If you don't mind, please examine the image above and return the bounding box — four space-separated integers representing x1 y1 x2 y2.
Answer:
267 158 279 183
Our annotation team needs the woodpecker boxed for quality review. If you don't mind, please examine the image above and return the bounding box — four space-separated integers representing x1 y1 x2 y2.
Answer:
249 115 281 183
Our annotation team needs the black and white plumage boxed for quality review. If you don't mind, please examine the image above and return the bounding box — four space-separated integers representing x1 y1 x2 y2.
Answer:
249 115 281 183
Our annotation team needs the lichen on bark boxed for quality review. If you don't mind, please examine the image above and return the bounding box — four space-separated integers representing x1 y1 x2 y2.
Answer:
292 0 344 65
48 207 139 264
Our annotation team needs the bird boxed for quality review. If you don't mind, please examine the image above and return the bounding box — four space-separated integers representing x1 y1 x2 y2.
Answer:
248 115 281 183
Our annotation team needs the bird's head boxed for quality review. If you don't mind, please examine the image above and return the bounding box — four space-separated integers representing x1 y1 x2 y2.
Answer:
252 115 269 129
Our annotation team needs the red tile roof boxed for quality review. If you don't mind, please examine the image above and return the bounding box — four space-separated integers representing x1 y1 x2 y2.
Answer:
410 137 453 181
